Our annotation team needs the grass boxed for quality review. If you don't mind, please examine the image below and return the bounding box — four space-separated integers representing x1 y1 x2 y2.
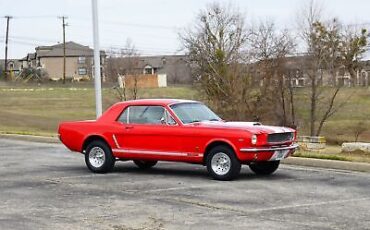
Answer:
293 151 350 161
1 81 370 163
294 144 370 163
0 82 198 135
293 87 370 144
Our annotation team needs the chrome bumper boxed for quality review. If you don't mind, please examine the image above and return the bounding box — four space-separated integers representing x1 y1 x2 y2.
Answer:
240 143 299 152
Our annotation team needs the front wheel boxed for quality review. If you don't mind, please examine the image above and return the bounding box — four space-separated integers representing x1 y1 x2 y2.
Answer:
206 146 241 181
133 160 158 169
249 161 280 175
85 140 115 173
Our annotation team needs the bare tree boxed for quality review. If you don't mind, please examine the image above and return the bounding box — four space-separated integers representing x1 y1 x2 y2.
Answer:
248 21 296 126
179 2 252 119
352 121 367 142
298 1 368 136
341 26 368 86
107 39 141 101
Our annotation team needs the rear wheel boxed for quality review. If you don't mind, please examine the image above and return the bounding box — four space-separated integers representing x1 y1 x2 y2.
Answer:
85 140 115 173
249 161 280 175
133 160 158 169
206 145 241 181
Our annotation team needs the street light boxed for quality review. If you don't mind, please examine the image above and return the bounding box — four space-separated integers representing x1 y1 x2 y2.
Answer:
91 0 102 118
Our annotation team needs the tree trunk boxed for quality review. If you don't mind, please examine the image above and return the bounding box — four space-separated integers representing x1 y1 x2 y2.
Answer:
310 76 316 136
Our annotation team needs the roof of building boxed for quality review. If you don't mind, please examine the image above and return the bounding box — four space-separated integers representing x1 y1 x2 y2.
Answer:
35 41 105 58
138 55 187 68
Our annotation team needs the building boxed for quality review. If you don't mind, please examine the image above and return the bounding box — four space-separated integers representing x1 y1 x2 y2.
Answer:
20 41 106 81
252 55 370 88
0 59 22 79
106 54 192 85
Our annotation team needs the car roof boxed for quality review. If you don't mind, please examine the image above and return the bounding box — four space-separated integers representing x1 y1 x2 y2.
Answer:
118 99 199 106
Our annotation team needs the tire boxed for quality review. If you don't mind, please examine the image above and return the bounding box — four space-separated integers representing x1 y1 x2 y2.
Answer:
206 145 241 181
85 140 115 173
133 160 158 169
249 161 280 175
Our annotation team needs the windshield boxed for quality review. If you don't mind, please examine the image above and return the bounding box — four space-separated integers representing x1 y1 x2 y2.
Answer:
170 103 221 124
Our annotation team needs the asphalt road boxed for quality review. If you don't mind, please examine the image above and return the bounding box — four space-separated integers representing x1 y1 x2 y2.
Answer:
0 139 369 230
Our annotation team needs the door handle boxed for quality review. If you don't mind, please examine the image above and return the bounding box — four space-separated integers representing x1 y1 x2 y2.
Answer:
125 126 134 130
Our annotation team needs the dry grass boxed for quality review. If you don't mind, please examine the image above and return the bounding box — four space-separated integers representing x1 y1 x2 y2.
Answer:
0 82 369 143
0 82 198 136
294 145 370 163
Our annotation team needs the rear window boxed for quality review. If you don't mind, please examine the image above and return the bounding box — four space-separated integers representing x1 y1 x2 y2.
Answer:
117 105 165 124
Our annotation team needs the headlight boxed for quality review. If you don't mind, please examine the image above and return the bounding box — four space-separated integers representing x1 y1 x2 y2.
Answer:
251 134 257 145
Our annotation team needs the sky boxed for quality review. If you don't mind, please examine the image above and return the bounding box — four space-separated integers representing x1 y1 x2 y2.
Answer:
1 0 370 59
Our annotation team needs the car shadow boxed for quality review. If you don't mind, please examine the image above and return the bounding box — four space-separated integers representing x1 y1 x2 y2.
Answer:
51 162 298 181
111 162 298 181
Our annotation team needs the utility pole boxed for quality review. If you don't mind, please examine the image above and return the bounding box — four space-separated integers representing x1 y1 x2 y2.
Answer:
92 0 102 117
4 16 12 80
58 16 68 84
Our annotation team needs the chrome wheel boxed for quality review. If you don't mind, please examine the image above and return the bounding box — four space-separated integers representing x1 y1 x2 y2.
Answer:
211 152 231 176
88 146 106 168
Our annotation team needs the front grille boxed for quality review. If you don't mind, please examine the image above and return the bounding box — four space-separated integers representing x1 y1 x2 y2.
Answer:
268 132 293 143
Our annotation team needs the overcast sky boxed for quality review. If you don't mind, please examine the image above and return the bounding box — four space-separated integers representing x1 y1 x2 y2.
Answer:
1 0 370 59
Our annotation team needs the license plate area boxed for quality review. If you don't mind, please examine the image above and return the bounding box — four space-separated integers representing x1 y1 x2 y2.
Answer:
270 149 289 161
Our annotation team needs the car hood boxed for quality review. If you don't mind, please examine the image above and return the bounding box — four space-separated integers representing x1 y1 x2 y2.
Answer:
187 121 295 134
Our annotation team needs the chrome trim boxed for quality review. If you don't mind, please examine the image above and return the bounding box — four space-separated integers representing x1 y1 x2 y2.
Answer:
240 143 299 152
112 134 120 148
112 148 202 157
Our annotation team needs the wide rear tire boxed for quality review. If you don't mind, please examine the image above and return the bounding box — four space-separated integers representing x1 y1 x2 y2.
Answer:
133 160 158 169
85 140 115 173
206 145 241 181
249 161 280 175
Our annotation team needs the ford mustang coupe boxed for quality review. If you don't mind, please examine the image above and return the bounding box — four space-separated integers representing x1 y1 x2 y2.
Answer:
58 99 298 180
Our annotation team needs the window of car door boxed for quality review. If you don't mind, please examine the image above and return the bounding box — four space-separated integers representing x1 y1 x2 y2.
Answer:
117 105 177 126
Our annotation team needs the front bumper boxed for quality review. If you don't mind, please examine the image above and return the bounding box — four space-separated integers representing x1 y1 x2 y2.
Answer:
238 143 299 162
240 143 299 152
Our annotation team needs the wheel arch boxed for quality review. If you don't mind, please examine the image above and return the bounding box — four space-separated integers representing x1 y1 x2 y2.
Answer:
82 135 111 154
203 139 238 164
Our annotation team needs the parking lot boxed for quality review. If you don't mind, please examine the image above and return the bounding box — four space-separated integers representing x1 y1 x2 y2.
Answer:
0 138 369 230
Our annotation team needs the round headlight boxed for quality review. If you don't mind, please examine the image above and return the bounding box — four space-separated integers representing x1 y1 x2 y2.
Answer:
251 134 257 145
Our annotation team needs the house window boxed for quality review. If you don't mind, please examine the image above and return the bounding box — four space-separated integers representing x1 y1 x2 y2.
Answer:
78 56 86 64
78 67 87 75
144 65 153 74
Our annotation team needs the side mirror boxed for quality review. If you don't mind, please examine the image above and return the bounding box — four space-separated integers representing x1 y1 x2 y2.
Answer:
160 117 166 124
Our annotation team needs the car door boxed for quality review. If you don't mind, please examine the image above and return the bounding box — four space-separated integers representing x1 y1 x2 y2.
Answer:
114 105 184 160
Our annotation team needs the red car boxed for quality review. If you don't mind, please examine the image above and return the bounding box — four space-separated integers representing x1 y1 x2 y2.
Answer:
58 99 298 180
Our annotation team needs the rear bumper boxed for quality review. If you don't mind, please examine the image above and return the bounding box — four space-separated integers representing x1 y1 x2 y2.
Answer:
240 143 299 152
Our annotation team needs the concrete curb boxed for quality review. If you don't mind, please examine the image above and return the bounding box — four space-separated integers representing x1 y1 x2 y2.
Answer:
0 134 60 144
282 157 370 173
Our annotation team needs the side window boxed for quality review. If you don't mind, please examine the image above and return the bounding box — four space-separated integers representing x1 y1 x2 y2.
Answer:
118 107 129 123
118 106 165 124
165 110 177 125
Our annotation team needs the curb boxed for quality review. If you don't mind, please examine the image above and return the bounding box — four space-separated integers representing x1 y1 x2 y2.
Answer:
0 134 60 144
282 157 370 173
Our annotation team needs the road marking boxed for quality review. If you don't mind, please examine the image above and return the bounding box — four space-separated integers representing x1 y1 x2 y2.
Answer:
170 197 370 215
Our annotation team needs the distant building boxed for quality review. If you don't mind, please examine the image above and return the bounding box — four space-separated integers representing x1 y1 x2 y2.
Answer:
20 41 106 81
0 59 22 77
251 55 370 87
106 54 192 85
